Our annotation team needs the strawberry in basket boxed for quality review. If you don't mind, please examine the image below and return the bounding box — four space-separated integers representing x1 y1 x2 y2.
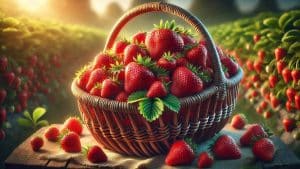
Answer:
76 20 239 122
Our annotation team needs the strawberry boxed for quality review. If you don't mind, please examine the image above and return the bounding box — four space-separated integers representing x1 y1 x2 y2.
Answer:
176 57 188 67
0 129 5 140
113 40 129 55
145 20 184 60
101 79 120 99
63 117 83 135
240 124 268 146
92 53 114 69
252 138 275 162
77 68 92 91
124 62 155 94
270 94 280 108
285 101 294 112
253 60 262 73
276 60 286 74
257 50 266 61
212 135 241 160
253 34 261 43
251 90 259 98
0 108 7 125
3 72 15 86
260 100 268 110
286 88 296 102
110 62 125 82
165 140 195 166
61 132 81 153
29 55 38 66
123 44 147 65
157 52 176 72
231 114 247 129
87 145 108 163
12 77 21 89
171 66 203 97
256 106 263 114
221 57 238 76
246 60 254 71
115 91 128 102
197 152 213 168
251 75 260 82
45 126 60 142
0 89 7 104
86 68 107 92
263 111 272 119
181 34 196 46
291 69 300 83
14 104 22 113
18 91 28 107
274 47 286 61
0 56 8 72
30 136 44 151
282 118 296 132
282 68 292 83
146 81 167 98
185 44 207 68
268 75 278 88
90 83 102 96
295 94 300 110
131 32 146 44
25 68 34 79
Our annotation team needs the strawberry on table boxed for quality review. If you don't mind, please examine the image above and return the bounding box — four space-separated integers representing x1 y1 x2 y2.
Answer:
30 136 44 151
165 140 195 166
212 135 241 160
231 114 247 129
252 138 275 162
44 126 60 142
197 152 213 168
63 117 83 135
146 81 167 98
87 145 108 163
240 124 268 146
61 132 81 153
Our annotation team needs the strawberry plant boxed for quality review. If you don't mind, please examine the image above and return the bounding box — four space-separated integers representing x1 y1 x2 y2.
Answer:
17 107 48 130
210 10 300 140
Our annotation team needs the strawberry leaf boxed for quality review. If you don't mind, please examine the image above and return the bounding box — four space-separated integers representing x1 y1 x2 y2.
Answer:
162 94 180 113
128 91 147 103
138 98 164 122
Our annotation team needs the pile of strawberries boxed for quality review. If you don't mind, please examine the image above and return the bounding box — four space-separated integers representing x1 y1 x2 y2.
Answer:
76 20 238 122
30 117 108 163
164 114 276 168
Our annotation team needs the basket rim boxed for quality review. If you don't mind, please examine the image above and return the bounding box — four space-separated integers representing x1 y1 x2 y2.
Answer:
71 68 243 113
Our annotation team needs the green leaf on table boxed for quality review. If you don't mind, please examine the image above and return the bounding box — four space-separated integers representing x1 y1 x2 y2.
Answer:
138 98 164 122
128 91 147 103
36 120 49 127
162 94 180 113
33 107 46 123
17 118 32 128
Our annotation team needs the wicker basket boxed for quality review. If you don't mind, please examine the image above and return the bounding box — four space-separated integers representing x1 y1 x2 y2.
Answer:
71 2 243 157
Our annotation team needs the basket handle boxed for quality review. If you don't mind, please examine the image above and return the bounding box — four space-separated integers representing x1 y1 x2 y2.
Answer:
104 2 226 86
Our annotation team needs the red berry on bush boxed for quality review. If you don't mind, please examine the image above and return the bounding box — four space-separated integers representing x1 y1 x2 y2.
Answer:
282 68 292 83
291 69 300 83
282 118 296 132
275 47 286 61
258 50 266 61
268 75 278 88
253 34 261 43
276 60 286 74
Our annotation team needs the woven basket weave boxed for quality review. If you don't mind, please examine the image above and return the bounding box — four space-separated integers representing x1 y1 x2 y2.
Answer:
71 2 243 157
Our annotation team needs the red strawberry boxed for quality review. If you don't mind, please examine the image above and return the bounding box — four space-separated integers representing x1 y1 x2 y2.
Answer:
146 81 167 98
285 101 294 112
282 68 292 83
45 126 60 142
268 75 278 88
251 90 259 98
246 60 254 71
90 83 102 96
87 145 108 163
86 68 107 91
18 91 28 107
282 118 296 132
14 104 22 113
165 140 195 166
263 111 272 119
0 89 7 104
115 91 128 102
123 44 147 65
257 50 266 61
61 132 81 153
113 40 129 55
29 55 38 66
286 88 296 102
231 114 247 129
252 138 275 162
251 75 260 82
92 53 114 69
12 77 21 89
275 47 286 61
101 79 120 98
256 106 263 114
276 60 286 74
212 135 241 159
3 72 15 86
260 100 268 110
176 57 188 67
78 68 92 91
124 62 155 94
240 124 268 146
0 56 8 72
197 152 213 168
295 94 300 110
292 69 300 83
181 34 196 46
253 34 261 43
157 52 176 72
145 24 184 60
0 108 7 125
63 117 83 135
25 68 34 79
131 32 146 44
30 136 44 151
253 60 262 73
221 57 238 76
171 66 203 97
0 129 5 140
270 94 280 108
186 44 207 68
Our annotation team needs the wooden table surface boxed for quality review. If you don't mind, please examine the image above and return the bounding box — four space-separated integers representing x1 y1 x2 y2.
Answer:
4 124 300 169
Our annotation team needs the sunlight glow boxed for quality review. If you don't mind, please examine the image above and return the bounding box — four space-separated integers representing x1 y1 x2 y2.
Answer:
16 0 48 12
90 0 132 15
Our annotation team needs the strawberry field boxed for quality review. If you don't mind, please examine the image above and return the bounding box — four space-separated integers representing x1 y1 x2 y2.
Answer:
210 10 300 146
